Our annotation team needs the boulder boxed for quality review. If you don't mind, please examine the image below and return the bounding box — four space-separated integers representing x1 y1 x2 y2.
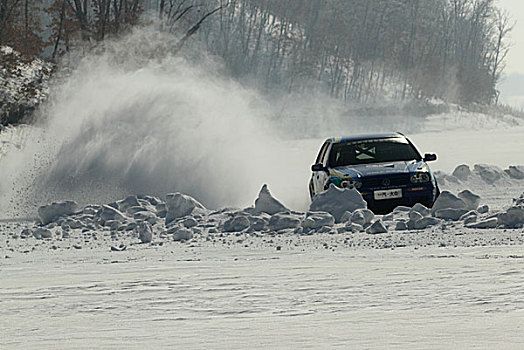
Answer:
170 227 194 241
435 208 469 221
302 212 335 230
137 222 153 243
253 185 288 215
413 217 441 230
100 205 126 223
497 207 524 228
268 213 302 231
477 205 490 214
431 191 467 213
452 164 471 181
506 166 524 180
309 185 367 223
366 220 388 234
38 201 78 225
223 216 251 232
458 190 481 211
350 209 375 226
411 203 431 217
466 218 498 229
33 228 52 239
395 220 408 231
474 164 503 184
165 193 206 225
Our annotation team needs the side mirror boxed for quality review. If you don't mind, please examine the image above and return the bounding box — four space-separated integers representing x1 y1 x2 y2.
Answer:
424 153 437 162
311 163 326 172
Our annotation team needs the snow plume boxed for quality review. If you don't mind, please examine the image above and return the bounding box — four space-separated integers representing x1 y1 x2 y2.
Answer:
0 27 307 216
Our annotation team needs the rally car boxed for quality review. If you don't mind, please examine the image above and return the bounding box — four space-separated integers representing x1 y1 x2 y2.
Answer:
309 133 440 213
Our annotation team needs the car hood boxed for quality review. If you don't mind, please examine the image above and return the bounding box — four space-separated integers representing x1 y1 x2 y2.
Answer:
330 160 427 179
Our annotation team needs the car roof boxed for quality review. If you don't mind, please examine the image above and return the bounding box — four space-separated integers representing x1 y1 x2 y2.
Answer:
328 132 405 144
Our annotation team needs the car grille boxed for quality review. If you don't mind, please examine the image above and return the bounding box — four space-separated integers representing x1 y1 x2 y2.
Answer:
362 177 411 188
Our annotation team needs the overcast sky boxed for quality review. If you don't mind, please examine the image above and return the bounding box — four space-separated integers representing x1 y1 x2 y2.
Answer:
497 0 523 75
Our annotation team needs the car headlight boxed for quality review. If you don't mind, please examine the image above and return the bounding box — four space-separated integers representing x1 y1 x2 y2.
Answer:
410 172 430 183
341 179 362 189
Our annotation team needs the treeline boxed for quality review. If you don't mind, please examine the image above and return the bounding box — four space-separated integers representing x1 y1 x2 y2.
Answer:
199 0 512 105
0 0 512 105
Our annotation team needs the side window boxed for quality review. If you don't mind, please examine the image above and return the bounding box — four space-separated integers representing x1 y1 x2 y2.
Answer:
321 143 332 166
315 142 330 165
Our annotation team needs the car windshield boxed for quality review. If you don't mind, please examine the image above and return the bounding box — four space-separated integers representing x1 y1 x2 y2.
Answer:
328 138 421 167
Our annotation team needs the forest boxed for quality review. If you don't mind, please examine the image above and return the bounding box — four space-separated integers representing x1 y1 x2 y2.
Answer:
0 0 513 105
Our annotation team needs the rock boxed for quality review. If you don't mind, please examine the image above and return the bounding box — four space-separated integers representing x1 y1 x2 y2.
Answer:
60 219 83 230
466 218 498 229
181 217 198 228
515 194 524 207
395 220 408 231
340 211 353 223
366 220 388 234
382 213 395 222
350 209 375 226
463 216 477 225
497 207 524 228
33 228 52 239
458 190 481 211
268 213 302 231
413 217 441 230
474 164 503 184
435 209 469 221
249 216 269 231
506 166 524 180
431 191 467 213
309 185 367 223
344 223 364 233
393 206 411 213
137 222 153 243
117 196 141 212
452 164 471 181
411 203 431 217
223 216 251 232
302 212 335 230
133 211 158 225
171 227 194 241
409 211 424 222
477 205 489 214
165 193 206 225
253 185 288 215
100 205 126 223
38 201 78 225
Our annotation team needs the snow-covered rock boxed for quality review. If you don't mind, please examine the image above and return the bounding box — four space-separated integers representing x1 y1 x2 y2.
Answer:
466 218 498 229
413 217 441 230
100 205 126 223
350 209 375 226
474 164 503 184
302 212 335 230
395 220 408 231
458 190 480 211
268 213 302 231
137 222 153 243
223 215 251 232
505 166 524 180
411 203 431 217
366 220 388 234
435 209 469 221
253 185 288 215
165 193 206 225
169 227 194 241
452 164 471 181
249 216 269 231
431 191 467 213
33 228 52 239
309 185 367 223
497 207 524 228
38 201 78 225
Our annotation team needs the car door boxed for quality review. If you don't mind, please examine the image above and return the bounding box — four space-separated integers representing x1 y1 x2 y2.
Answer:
311 141 331 196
